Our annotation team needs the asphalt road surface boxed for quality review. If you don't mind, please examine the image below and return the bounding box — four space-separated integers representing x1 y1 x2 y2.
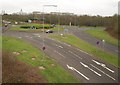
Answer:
3 30 119 83
63 26 119 56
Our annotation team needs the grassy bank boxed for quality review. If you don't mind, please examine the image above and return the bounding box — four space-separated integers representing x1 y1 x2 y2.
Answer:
85 28 119 47
2 36 79 83
49 34 119 67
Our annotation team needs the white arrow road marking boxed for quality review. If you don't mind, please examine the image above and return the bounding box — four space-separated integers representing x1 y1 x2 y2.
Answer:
80 62 101 76
54 50 65 58
92 60 114 73
67 64 89 80
90 64 115 80
69 51 82 59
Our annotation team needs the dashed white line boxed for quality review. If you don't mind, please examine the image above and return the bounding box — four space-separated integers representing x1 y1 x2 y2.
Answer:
54 50 65 58
38 36 41 37
80 62 101 76
18 37 22 38
90 64 115 80
76 48 92 56
55 44 63 48
63 43 71 47
67 64 89 80
115 50 119 53
92 59 114 73
25 36 29 37
69 51 82 59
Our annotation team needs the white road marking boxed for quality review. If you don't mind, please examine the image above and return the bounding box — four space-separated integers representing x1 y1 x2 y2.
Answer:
80 62 101 76
76 48 92 56
38 36 41 37
49 38 71 47
55 44 63 48
67 64 89 80
90 64 115 80
25 36 29 37
63 43 71 47
115 50 119 53
69 51 82 59
18 37 22 38
54 50 65 58
33 33 40 36
92 60 114 73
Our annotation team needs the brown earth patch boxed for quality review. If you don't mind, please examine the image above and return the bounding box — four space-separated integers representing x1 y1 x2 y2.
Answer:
2 51 48 83
105 27 119 40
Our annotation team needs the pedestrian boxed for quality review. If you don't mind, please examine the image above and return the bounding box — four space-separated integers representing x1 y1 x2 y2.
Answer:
96 41 100 45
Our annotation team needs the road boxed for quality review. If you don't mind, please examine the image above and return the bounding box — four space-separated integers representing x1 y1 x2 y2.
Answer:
3 30 119 83
63 26 119 56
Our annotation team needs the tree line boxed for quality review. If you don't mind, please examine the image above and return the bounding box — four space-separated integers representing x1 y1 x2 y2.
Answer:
2 13 119 39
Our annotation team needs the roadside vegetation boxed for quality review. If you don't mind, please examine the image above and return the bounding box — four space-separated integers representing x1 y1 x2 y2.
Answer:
85 28 119 47
10 23 64 32
2 36 79 83
3 13 118 39
49 34 119 67
2 51 48 83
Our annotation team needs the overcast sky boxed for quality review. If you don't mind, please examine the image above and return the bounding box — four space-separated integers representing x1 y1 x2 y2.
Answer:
1 0 119 16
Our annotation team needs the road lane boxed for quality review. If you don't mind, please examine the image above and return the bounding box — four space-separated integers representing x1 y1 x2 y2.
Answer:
3 31 119 83
64 26 119 56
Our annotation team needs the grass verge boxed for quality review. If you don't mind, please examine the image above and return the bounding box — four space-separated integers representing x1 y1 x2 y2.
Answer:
2 36 79 83
49 34 119 67
10 24 63 33
10 25 43 32
85 28 119 47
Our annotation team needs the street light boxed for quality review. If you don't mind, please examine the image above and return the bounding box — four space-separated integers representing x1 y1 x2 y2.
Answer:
42 5 57 49
102 39 105 51
57 10 61 34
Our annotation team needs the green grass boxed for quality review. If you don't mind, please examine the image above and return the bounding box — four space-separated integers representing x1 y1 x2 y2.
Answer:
10 24 63 33
49 34 119 67
2 36 79 83
10 24 43 32
20 23 52 29
85 28 119 47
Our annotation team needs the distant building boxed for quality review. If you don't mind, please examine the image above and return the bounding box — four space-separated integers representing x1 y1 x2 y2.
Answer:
50 12 74 15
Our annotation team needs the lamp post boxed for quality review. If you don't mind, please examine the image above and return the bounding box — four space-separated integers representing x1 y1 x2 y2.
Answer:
42 5 57 49
57 10 60 34
102 39 105 51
